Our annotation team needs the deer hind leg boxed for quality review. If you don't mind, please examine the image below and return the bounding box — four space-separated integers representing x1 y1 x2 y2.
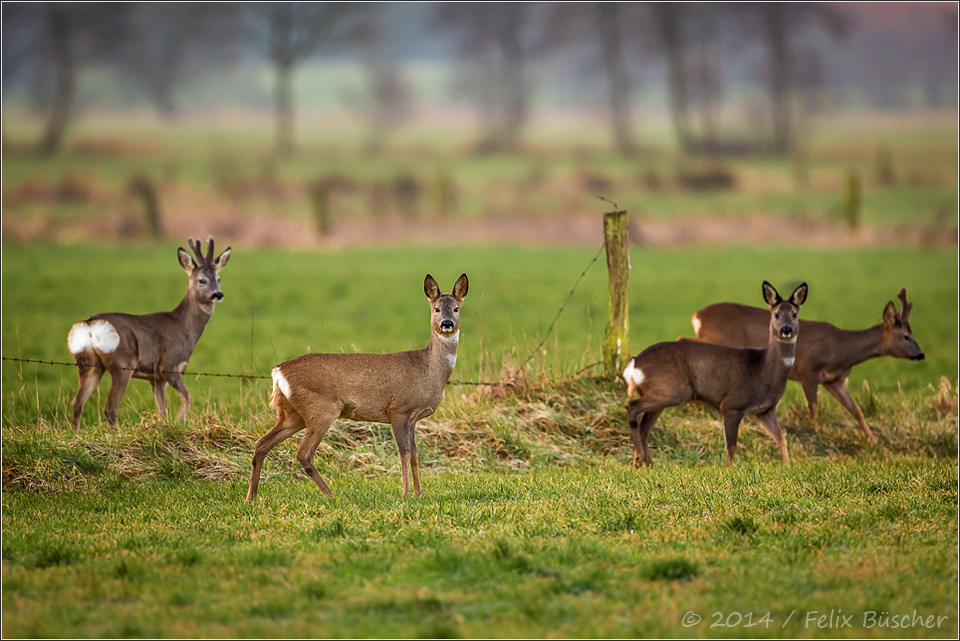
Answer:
757 407 790 464
247 401 307 502
630 409 663 467
800 376 820 425
295 409 340 498
71 355 104 430
823 377 876 443
104 367 134 427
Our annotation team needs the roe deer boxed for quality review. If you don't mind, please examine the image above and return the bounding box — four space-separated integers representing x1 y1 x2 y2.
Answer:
690 288 923 443
623 281 807 467
246 273 469 501
68 236 231 429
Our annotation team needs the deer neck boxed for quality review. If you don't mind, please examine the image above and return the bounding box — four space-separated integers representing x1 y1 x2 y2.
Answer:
831 324 886 367
427 329 460 383
765 333 798 375
171 293 214 344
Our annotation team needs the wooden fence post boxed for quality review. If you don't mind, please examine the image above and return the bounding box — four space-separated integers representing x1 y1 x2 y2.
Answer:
603 209 630 379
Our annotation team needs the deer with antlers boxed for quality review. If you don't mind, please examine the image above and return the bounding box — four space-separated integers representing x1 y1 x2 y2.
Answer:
690 288 923 443
67 236 231 429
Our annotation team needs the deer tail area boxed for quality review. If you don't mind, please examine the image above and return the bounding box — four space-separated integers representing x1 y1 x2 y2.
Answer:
270 366 292 410
68 319 120 355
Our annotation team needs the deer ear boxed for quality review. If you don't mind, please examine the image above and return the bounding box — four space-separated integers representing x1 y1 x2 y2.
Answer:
215 247 232 273
762 281 781 307
178 247 196 274
790 283 808 307
424 274 440 301
883 301 898 326
453 273 469 301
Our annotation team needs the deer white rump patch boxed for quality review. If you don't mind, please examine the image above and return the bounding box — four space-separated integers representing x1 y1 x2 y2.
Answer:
691 314 702 338
273 367 292 399
622 358 645 388
68 320 120 355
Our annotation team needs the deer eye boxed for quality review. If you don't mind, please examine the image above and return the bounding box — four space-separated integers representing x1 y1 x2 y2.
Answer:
434 307 440 313
454 307 459 312
199 278 207 284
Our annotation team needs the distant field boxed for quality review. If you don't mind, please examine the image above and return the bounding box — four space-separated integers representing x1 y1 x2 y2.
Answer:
2 110 957 240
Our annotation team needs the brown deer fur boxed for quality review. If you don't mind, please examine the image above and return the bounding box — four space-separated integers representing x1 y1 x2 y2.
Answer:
246 273 469 501
690 288 923 442
624 281 807 467
68 236 231 429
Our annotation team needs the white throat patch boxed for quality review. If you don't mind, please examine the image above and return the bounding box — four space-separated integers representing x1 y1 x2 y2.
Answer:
446 352 458 369
439 330 460 344
782 356 795 368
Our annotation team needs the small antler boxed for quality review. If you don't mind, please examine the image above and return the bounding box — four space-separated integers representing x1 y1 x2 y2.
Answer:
897 288 913 323
186 236 216 266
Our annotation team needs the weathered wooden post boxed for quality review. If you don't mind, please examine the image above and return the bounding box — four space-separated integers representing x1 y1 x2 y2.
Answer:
603 209 630 379
129 175 162 239
310 178 330 236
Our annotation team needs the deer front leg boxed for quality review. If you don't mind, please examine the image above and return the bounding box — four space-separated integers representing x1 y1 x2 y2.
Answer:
391 416 419 498
162 371 191 421
721 410 745 466
104 368 134 427
757 407 790 464
151 380 169 417
823 377 877 443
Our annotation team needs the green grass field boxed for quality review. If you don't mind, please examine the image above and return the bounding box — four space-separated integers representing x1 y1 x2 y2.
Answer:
2 241 957 637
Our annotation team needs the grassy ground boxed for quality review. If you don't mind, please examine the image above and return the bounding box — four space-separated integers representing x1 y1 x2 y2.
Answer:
2 242 957 637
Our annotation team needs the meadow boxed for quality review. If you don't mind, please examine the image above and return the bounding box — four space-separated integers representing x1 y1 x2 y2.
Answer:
2 241 958 638
2 105 958 637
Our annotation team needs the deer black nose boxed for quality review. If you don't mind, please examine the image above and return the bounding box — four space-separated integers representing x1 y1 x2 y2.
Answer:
440 319 454 332
212 292 224 301
780 326 793 338
912 352 925 361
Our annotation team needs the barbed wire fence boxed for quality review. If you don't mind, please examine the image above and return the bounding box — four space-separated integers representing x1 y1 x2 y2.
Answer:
2 241 609 393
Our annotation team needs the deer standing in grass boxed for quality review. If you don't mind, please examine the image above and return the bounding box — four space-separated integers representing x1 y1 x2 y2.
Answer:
246 273 469 501
67 236 231 429
623 281 807 467
690 288 923 443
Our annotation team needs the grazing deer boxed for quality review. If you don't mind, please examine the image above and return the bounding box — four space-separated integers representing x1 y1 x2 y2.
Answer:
690 288 923 443
623 281 807 467
246 273 469 501
67 236 231 429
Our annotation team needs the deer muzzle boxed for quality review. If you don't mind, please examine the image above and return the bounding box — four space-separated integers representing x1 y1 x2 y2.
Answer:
211 292 224 301
440 319 455 333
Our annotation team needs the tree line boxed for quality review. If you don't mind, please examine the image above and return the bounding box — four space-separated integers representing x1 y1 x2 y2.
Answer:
2 2 957 158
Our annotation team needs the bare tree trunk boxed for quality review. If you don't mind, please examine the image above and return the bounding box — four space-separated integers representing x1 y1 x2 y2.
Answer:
654 3 691 153
274 61 295 157
597 3 636 155
765 3 791 153
495 4 526 152
38 6 75 156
